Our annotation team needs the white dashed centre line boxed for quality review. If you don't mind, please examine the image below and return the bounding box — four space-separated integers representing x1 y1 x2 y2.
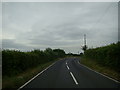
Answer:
66 61 78 85
70 72 78 85
66 65 70 70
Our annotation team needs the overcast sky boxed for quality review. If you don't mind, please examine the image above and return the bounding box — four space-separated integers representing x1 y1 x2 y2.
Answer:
2 2 118 54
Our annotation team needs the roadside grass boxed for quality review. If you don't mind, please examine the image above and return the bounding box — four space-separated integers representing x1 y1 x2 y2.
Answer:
2 58 63 89
80 57 120 82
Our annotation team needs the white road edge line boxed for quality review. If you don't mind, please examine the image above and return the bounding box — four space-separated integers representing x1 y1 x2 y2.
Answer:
66 62 67 65
17 62 56 90
70 72 78 85
77 61 120 83
66 65 70 70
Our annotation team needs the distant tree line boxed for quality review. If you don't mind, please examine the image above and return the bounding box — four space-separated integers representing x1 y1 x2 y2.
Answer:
83 42 120 71
2 48 65 77
66 53 80 56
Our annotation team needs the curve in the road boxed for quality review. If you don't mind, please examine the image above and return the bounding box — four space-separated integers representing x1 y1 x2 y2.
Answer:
18 57 120 89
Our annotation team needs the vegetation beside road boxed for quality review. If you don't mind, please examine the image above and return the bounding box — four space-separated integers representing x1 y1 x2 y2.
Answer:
2 48 65 89
80 57 120 81
80 42 120 81
3 61 55 89
2 42 120 88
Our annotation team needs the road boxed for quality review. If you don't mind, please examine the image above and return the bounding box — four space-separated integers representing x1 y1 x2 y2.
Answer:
19 57 120 89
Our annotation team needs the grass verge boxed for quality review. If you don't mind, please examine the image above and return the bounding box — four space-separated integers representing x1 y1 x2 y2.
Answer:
80 57 120 82
2 58 63 89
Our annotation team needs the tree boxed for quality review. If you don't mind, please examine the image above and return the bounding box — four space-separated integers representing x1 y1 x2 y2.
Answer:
82 45 88 51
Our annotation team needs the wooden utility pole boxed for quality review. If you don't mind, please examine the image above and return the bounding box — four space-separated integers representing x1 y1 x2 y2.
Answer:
82 34 87 51
84 34 86 46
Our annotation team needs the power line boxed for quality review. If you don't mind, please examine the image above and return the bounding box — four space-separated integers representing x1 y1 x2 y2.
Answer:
88 3 114 31
84 34 86 46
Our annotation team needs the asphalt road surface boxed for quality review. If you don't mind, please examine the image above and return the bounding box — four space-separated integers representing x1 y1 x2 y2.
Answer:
19 57 120 89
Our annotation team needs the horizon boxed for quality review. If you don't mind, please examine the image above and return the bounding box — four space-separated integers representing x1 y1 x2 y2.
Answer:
2 2 118 54
1 41 119 54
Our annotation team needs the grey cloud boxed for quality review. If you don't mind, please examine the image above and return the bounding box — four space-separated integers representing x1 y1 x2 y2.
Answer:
2 2 118 53
2 39 33 51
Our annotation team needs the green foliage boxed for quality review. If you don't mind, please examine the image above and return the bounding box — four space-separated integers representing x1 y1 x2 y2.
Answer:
53 49 65 58
2 48 66 77
84 42 120 71
82 45 88 51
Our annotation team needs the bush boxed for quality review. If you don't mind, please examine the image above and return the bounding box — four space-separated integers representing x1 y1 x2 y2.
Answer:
2 48 66 77
84 42 120 71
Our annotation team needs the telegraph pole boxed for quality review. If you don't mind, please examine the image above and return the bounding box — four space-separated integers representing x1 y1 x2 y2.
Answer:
82 34 87 51
84 34 86 46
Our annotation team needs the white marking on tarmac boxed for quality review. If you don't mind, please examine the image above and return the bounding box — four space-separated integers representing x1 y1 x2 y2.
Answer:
78 62 120 83
70 72 78 85
17 62 56 90
66 65 70 70
77 61 80 64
